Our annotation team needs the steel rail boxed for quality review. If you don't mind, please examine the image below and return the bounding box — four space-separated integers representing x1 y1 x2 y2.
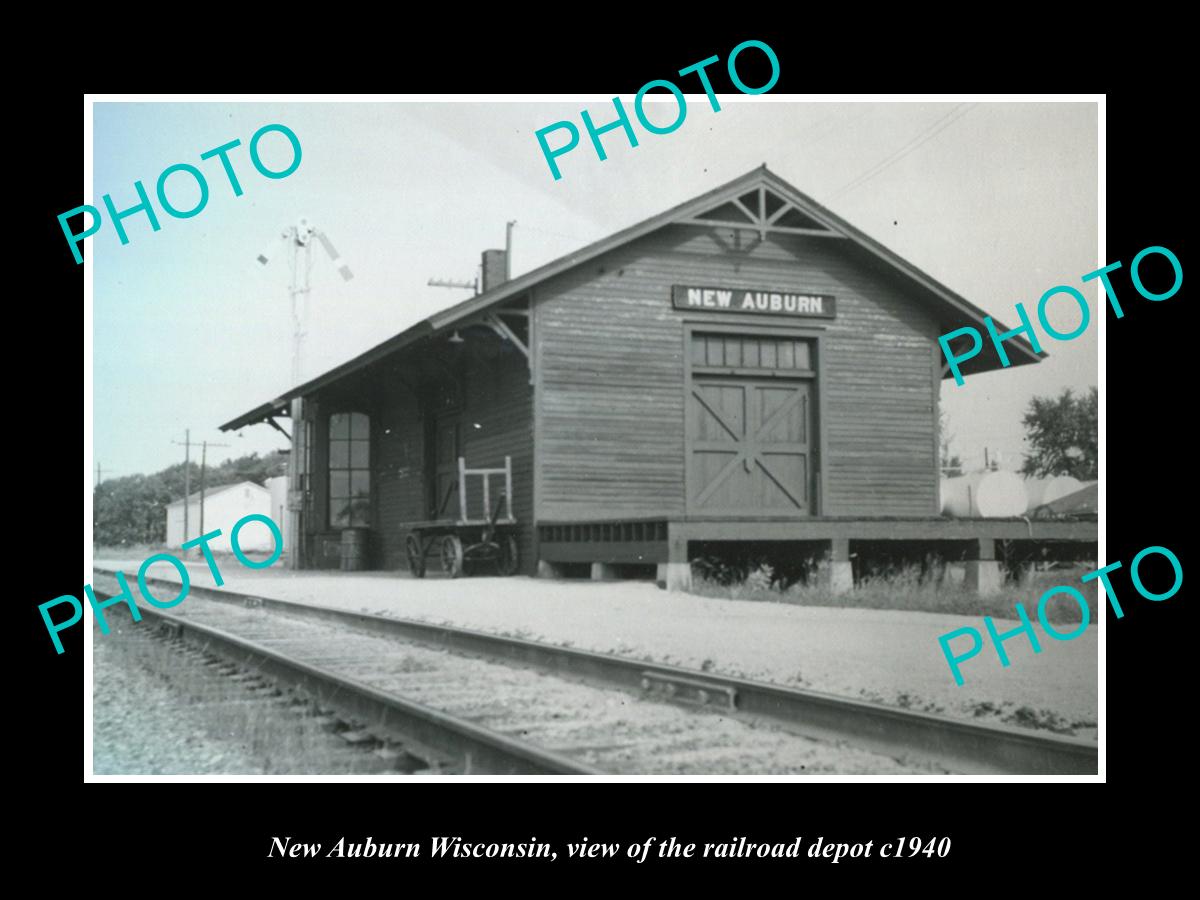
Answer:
94 568 1098 775
95 589 602 776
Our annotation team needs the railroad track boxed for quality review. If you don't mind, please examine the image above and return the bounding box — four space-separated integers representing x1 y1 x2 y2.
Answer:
91 568 1097 775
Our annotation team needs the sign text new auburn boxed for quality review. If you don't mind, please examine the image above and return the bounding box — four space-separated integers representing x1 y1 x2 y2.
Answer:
672 285 836 318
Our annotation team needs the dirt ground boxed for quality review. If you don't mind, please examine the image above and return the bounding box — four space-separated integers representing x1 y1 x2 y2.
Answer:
93 553 1099 740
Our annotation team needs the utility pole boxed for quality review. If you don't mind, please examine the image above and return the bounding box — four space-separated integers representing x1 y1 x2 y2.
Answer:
95 462 120 488
197 439 231 543
199 442 206 540
171 430 192 545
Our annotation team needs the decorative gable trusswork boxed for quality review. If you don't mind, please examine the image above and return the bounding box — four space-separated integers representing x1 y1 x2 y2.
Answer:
678 185 842 240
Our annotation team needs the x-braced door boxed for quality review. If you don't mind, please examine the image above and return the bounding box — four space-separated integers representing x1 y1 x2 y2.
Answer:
687 377 812 515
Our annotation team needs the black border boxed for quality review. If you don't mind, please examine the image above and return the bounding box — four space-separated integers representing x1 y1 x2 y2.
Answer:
23 25 1190 884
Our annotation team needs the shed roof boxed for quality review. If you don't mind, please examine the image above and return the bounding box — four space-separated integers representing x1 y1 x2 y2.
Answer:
166 480 269 509
1033 482 1098 518
222 165 1042 432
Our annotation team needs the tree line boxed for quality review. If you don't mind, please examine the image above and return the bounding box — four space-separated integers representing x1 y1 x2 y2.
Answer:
94 451 288 546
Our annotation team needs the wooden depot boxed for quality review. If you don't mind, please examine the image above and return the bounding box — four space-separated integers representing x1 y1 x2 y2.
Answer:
221 167 1091 592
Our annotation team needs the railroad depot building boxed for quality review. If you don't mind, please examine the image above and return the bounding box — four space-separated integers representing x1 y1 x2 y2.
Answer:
221 166 1095 591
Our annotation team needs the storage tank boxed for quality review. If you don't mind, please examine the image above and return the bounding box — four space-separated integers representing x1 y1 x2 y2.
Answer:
941 471 1028 517
1023 476 1049 510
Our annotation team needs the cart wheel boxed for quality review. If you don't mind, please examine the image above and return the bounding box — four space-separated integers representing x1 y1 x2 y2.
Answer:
441 534 464 578
406 534 426 578
496 534 519 576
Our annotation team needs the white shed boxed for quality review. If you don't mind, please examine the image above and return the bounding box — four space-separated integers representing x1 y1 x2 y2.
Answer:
165 481 275 553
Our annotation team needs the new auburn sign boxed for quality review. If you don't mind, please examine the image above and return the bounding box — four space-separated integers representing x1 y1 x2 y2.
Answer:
673 285 836 318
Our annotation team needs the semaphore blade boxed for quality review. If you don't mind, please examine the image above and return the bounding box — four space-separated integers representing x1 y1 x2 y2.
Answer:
316 230 354 281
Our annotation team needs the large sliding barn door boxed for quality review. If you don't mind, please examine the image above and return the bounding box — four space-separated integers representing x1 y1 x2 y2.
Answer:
687 332 814 516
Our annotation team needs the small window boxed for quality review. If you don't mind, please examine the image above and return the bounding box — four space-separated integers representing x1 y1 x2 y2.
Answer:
691 333 813 372
329 412 370 528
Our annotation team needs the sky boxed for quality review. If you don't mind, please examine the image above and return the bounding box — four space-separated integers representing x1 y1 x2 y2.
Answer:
90 99 1098 482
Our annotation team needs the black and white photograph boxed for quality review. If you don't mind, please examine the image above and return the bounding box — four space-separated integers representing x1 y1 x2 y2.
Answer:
78 95 1104 781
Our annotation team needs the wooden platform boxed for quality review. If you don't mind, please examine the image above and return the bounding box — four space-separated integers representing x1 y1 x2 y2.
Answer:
672 516 1097 542
536 515 1098 593
538 516 1096 560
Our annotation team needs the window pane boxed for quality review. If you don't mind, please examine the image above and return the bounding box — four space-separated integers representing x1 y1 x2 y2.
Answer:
706 336 724 366
330 471 349 498
743 338 760 367
691 334 706 365
778 339 795 369
724 337 741 366
329 412 371 529
794 341 811 369
760 340 777 368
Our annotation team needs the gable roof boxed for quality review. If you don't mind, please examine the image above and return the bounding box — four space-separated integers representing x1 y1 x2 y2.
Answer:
222 165 1041 431
166 480 269 508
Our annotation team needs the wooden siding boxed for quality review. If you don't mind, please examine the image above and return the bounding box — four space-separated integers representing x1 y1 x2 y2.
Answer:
375 384 425 569
534 224 940 520
453 349 535 574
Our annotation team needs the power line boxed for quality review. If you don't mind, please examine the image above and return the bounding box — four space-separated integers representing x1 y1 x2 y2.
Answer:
804 105 875 149
197 439 232 545
827 104 976 201
829 104 969 199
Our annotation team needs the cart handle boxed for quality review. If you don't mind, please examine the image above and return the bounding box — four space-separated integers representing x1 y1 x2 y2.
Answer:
489 491 508 528
458 455 514 523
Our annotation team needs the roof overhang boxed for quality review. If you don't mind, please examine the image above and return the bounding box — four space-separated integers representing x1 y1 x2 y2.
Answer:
219 322 436 432
221 400 289 433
